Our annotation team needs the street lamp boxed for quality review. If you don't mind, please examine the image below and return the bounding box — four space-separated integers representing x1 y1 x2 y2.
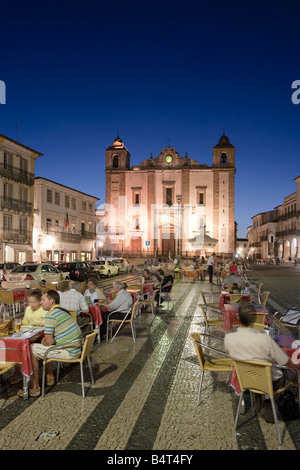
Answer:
176 195 182 257
98 241 103 258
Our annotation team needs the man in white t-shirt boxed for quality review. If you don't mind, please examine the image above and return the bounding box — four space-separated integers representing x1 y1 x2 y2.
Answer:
224 302 299 390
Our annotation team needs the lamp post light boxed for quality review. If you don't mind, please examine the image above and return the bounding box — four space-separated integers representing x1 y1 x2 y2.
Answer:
176 195 182 258
98 241 103 259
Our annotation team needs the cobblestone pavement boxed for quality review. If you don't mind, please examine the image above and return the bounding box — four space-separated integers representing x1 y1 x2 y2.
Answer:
0 277 299 452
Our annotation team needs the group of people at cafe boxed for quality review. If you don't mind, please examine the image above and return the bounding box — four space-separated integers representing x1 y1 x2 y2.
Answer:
11 267 174 398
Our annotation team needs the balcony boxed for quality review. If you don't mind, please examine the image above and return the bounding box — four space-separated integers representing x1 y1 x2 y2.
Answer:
1 229 31 244
44 229 96 243
0 163 35 185
276 229 300 237
0 196 33 213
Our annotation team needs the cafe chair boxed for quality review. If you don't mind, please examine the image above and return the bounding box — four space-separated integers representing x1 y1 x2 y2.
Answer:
273 307 300 335
41 329 98 398
190 332 233 405
158 284 174 311
260 291 270 307
138 289 159 317
0 290 22 319
0 361 18 376
229 294 245 304
67 310 77 322
68 309 94 334
200 291 219 307
199 304 224 332
233 359 299 445
249 311 268 331
106 301 140 344
44 282 58 290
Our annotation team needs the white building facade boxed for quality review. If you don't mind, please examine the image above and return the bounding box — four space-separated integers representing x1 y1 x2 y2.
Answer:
33 177 98 262
0 134 43 263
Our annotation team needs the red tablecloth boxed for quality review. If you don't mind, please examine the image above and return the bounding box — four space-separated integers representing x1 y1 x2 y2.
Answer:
143 283 154 294
222 304 269 333
0 330 44 378
126 289 141 303
218 293 251 309
88 305 104 328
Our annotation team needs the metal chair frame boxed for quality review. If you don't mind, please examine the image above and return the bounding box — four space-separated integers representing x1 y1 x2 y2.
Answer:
42 330 98 398
106 301 140 344
190 332 233 405
233 359 299 445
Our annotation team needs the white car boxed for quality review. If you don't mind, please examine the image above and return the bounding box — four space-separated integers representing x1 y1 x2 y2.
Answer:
91 260 119 277
0 262 21 281
111 258 133 273
1 263 70 289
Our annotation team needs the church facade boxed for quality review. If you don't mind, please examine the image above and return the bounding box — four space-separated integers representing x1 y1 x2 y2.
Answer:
99 134 236 259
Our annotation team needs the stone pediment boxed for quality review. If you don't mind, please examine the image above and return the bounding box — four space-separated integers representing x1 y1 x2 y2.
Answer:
136 145 210 169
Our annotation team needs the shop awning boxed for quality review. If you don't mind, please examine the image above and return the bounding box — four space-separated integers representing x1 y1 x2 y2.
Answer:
6 244 36 252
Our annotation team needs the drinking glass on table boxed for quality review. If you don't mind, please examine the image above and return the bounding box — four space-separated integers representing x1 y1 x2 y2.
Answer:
14 318 21 333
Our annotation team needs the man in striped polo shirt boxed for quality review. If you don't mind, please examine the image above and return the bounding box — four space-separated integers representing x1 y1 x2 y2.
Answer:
24 289 82 397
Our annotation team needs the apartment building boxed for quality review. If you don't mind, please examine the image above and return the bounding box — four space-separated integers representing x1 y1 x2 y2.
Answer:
0 134 43 263
247 210 277 260
33 177 99 262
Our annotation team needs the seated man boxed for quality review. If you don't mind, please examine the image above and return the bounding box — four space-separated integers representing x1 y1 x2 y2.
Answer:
224 302 299 411
18 289 82 397
155 268 174 306
223 272 243 287
58 280 89 326
99 280 133 320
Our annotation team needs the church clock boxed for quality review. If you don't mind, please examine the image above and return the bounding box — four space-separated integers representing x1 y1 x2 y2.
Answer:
165 155 173 163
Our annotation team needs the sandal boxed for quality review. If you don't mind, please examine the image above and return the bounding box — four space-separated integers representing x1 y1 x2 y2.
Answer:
46 375 55 386
17 387 41 398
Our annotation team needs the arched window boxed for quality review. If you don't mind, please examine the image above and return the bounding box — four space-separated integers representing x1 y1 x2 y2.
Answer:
113 155 119 168
220 152 227 165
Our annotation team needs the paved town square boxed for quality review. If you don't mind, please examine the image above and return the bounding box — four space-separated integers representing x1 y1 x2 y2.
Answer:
0 266 299 452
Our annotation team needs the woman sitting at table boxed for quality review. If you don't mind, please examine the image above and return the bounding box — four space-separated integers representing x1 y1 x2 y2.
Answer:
84 278 106 305
22 289 47 327
142 268 153 282
10 290 47 384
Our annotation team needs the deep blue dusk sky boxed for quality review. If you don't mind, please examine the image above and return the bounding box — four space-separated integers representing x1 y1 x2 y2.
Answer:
1 0 300 238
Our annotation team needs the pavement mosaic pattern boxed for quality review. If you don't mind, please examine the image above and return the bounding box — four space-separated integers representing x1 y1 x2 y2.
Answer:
0 278 299 451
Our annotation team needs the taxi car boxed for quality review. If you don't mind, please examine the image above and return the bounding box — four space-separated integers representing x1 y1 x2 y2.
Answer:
90 259 119 277
111 258 133 273
1 263 70 289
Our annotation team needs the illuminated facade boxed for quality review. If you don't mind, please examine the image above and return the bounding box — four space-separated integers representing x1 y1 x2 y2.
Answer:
0 134 43 263
99 135 236 258
33 177 98 262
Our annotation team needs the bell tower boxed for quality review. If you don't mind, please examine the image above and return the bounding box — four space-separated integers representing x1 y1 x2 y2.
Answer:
105 136 130 170
212 134 235 168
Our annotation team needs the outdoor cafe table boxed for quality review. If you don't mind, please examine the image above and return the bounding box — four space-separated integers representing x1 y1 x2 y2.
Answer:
88 305 104 343
109 289 141 303
218 292 252 309
0 327 44 400
143 283 154 295
222 303 269 333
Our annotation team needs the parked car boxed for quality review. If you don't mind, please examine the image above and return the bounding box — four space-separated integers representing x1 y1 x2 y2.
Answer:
111 258 133 273
57 261 100 282
91 259 119 277
0 262 20 282
1 263 70 289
